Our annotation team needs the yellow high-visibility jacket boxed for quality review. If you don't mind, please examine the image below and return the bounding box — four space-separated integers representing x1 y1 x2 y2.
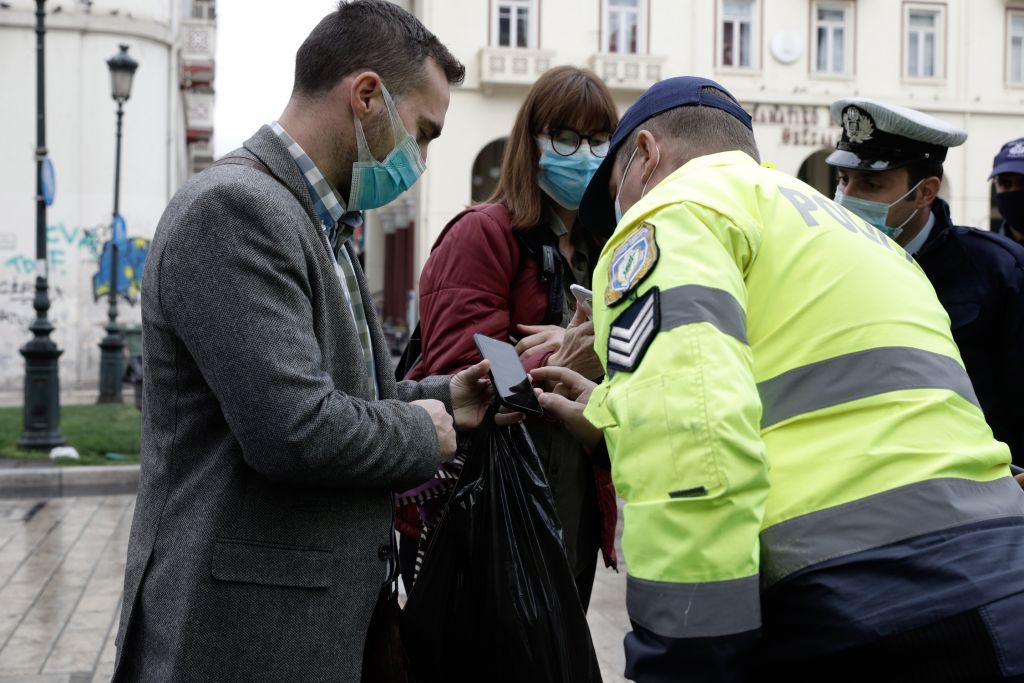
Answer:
584 151 1022 650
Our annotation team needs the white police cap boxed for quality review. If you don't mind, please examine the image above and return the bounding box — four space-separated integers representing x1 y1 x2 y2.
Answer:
826 97 967 172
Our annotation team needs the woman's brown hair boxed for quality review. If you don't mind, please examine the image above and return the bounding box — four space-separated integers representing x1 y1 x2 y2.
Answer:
487 66 619 230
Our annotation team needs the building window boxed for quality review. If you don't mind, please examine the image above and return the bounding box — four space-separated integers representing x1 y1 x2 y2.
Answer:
191 0 215 20
905 6 943 79
606 0 641 54
813 3 851 75
721 0 756 69
1010 11 1024 84
494 0 532 48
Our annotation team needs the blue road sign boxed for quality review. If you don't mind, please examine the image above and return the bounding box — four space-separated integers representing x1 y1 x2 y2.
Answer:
112 214 127 245
41 158 55 206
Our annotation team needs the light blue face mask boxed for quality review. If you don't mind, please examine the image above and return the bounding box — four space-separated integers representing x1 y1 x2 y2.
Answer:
348 85 426 211
834 179 923 241
536 139 602 210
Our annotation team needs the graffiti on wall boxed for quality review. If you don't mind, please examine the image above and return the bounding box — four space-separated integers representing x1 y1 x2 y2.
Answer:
0 219 148 387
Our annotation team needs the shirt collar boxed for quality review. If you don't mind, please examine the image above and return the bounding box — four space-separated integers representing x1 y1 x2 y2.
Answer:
904 211 936 256
545 203 570 238
270 121 361 241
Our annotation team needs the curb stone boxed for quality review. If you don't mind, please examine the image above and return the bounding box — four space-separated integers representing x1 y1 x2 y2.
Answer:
0 464 139 499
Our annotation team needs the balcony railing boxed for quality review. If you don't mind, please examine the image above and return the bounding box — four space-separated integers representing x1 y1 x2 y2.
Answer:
589 53 666 90
181 18 215 63
185 91 214 141
479 47 556 87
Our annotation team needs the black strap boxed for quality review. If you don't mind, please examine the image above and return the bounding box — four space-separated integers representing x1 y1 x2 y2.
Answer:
515 229 566 326
394 323 423 382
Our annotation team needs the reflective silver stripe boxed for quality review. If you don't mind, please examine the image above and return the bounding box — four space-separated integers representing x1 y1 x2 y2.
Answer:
760 476 1024 589
660 284 748 344
757 346 980 428
627 573 761 638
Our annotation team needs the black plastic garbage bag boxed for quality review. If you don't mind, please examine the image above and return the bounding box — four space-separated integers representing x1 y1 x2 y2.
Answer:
402 420 603 683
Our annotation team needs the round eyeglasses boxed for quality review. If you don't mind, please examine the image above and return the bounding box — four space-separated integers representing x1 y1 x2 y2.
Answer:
548 128 611 158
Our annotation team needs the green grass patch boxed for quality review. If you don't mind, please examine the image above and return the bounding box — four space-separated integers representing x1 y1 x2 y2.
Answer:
0 403 141 466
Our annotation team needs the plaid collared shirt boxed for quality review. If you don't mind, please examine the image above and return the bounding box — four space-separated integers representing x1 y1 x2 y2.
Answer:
271 121 378 399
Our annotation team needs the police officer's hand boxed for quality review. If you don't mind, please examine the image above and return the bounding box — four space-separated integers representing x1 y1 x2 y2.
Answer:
516 324 565 360
547 307 603 380
529 366 603 452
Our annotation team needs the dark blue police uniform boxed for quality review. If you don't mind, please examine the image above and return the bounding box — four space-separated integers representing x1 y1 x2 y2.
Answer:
916 198 1024 466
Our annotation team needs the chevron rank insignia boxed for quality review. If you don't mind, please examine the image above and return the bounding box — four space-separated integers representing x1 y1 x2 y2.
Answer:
606 222 659 307
607 287 660 373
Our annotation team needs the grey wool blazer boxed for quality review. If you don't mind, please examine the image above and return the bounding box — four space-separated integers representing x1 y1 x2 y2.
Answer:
112 125 451 682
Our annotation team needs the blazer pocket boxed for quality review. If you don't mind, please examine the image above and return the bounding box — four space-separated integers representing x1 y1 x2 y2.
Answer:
211 538 335 589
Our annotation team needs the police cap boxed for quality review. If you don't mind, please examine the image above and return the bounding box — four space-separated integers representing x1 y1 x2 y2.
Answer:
826 98 966 172
578 76 752 238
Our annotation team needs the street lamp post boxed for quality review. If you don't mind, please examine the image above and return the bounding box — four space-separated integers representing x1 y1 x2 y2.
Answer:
97 44 137 404
18 0 65 450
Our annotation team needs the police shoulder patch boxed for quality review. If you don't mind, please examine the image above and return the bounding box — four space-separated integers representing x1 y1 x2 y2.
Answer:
605 222 659 307
607 287 660 373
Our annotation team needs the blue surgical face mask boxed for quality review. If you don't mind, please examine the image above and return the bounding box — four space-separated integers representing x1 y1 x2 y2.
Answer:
536 139 602 210
834 179 923 241
348 85 426 211
613 140 660 224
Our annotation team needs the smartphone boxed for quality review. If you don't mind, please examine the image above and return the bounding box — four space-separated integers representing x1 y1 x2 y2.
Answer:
473 333 544 417
570 284 593 318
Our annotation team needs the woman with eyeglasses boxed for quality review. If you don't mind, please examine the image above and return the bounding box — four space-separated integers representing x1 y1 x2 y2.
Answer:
399 66 620 608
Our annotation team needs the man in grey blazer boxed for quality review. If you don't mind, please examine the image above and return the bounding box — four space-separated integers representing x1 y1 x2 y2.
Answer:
113 3 503 680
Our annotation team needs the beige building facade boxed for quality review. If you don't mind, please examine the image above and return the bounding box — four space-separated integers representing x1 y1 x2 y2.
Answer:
367 0 1024 341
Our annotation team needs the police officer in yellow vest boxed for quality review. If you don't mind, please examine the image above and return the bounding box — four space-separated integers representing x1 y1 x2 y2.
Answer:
532 77 1024 682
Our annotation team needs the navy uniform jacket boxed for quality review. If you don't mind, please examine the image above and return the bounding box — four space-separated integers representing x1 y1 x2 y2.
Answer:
916 199 1024 466
996 222 1024 246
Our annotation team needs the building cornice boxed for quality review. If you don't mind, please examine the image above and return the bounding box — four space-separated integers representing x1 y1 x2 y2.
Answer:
0 9 175 46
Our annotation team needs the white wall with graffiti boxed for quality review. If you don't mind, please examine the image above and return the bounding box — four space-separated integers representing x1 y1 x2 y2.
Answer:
0 0 196 390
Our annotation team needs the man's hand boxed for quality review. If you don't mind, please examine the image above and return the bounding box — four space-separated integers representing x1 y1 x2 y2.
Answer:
411 399 456 463
516 324 565 359
450 360 525 431
529 366 603 451
1016 472 1024 490
547 307 602 380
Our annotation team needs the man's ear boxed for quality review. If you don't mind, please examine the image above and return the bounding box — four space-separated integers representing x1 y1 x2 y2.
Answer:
915 176 942 208
636 130 660 185
348 71 382 122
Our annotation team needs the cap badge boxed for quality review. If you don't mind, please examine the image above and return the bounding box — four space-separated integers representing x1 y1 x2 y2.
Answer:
1009 142 1024 158
842 107 874 144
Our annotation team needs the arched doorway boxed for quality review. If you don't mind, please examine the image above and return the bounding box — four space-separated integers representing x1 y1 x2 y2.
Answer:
797 149 839 198
472 138 508 203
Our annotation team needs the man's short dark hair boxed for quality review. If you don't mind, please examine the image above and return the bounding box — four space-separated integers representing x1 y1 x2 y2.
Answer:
615 87 761 168
293 0 465 100
906 160 944 189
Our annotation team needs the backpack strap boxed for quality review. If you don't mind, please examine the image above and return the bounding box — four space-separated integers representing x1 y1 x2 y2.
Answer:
514 228 566 327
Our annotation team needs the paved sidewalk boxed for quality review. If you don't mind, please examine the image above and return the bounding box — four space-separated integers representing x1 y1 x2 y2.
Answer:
0 496 131 683
0 495 630 682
